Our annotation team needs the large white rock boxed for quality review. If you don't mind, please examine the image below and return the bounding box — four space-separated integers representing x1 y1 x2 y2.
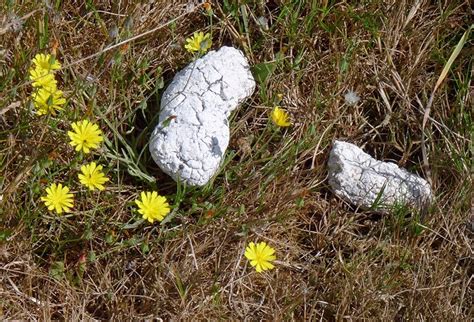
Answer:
149 46 255 186
328 141 432 210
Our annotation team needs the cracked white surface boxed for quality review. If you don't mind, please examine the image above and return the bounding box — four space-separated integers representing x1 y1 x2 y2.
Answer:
150 46 255 186
328 141 432 210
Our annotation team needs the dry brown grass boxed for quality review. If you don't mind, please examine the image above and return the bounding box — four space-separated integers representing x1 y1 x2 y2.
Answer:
1 0 473 320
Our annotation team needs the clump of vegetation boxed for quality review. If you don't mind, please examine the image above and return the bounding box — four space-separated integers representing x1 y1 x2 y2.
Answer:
1 1 472 320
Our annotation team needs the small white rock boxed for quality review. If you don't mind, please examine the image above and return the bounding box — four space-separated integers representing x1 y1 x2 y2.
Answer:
328 141 432 210
149 46 256 186
256 16 269 31
6 13 23 33
344 90 360 105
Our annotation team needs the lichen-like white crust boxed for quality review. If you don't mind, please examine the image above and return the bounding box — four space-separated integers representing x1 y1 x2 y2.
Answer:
149 46 256 186
328 141 432 210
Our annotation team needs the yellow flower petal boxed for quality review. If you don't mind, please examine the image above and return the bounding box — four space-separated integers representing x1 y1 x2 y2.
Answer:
184 31 212 54
41 183 74 214
244 241 276 273
29 68 57 89
32 53 61 71
134 191 170 224
33 86 66 115
270 106 291 127
78 162 109 191
68 120 103 154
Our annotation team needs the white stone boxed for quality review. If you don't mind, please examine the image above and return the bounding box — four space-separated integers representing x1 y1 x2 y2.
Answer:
149 46 256 186
344 90 360 105
328 141 432 210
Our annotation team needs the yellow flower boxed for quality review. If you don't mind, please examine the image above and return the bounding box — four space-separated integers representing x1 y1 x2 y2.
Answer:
41 183 74 214
29 54 61 89
67 120 104 154
29 67 57 89
135 191 170 223
270 106 291 127
32 53 61 71
184 31 212 54
78 162 109 191
33 86 66 115
244 241 276 273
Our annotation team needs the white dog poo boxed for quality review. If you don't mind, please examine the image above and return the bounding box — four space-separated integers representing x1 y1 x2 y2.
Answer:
149 46 255 186
328 141 432 210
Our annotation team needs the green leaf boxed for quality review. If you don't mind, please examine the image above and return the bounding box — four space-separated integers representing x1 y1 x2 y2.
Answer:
0 229 12 241
121 219 144 229
296 197 305 207
411 221 425 236
141 242 150 254
252 61 277 84
156 74 164 91
88 251 96 262
125 237 138 246
435 25 473 93
105 232 115 244
49 261 65 281
161 115 176 128
83 226 93 240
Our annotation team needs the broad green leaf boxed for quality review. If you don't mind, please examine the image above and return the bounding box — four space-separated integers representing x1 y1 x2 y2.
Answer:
252 61 277 84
